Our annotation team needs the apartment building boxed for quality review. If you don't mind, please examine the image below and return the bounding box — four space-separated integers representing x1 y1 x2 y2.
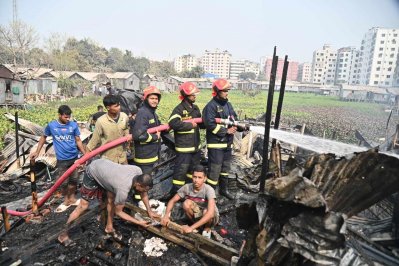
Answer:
356 27 399 87
311 44 337 85
264 58 299 81
200 49 231 78
174 54 199 73
297 62 312 83
335 47 359 85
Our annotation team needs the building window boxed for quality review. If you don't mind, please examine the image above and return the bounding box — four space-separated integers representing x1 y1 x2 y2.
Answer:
378 53 383 57
379 47 384 51
381 41 385 44
377 61 381 64
382 34 386 37
375 74 379 78
387 75 391 78
388 67 392 71
374 81 378 85
376 67 380 71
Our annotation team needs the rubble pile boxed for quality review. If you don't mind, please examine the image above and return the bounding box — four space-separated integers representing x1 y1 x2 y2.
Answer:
1 109 399 265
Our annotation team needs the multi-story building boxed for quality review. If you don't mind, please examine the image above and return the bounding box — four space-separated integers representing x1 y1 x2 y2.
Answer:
311 44 337 85
264 58 299 81
356 27 399 87
297 62 312 83
200 49 231 78
174 54 199 73
245 61 260 77
335 47 359 85
229 60 245 80
229 60 260 80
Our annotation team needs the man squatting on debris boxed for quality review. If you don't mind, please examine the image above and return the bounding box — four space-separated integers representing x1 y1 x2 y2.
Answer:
58 158 159 246
31 105 86 213
161 165 219 235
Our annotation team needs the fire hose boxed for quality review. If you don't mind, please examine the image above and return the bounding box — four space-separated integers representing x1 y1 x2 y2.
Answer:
6 118 249 216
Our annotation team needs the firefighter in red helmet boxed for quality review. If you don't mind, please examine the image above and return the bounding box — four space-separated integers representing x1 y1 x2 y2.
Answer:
168 82 204 194
202 79 242 200
131 86 162 177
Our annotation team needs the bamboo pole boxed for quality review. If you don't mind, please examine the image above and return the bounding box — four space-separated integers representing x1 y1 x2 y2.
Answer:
30 159 38 214
1 206 11 232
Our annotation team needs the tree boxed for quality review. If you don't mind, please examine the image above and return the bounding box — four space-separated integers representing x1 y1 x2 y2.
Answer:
180 66 204 78
257 72 267 81
45 32 68 70
148 60 176 77
27 48 49 67
0 20 38 66
239 72 256 80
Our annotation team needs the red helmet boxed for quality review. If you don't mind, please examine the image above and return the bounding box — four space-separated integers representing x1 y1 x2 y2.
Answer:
143 86 161 100
212 79 231 96
179 82 200 100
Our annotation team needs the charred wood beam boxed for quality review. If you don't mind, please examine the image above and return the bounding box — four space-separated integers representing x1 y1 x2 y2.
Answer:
260 46 278 192
1 205 102 264
125 203 239 266
273 55 289 133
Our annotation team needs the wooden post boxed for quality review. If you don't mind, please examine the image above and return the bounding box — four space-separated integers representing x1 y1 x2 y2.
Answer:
260 47 278 193
1 206 10 232
15 111 20 168
246 131 253 160
30 159 38 214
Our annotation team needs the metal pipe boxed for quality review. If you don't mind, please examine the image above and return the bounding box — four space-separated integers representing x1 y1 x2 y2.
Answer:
15 111 20 168
260 47 278 193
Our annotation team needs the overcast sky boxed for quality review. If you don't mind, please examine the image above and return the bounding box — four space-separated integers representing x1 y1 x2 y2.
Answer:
1 0 399 63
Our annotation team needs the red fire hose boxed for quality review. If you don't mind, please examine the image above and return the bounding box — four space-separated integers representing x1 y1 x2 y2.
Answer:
7 135 133 216
7 117 245 216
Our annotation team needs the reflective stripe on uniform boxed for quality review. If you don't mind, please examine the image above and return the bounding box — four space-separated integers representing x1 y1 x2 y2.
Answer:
172 179 185 185
168 114 182 122
133 156 159 164
176 129 195 134
145 134 153 143
186 173 192 179
175 146 196 152
212 124 222 134
206 179 218 185
220 172 229 176
207 143 228 148
134 194 141 200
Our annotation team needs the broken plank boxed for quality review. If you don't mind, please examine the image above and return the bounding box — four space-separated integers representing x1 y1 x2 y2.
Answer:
125 203 239 265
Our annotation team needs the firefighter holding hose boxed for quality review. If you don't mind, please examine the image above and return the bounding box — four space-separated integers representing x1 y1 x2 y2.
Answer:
202 79 243 200
168 82 204 194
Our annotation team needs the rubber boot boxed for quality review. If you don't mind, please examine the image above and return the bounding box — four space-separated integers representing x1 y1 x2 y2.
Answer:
219 177 235 200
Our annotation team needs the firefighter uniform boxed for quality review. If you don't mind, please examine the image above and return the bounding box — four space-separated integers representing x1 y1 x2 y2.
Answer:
203 95 240 199
169 100 202 191
132 102 161 175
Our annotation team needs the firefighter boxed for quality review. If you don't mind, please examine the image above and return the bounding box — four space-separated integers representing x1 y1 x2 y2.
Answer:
169 82 203 194
132 86 162 175
202 79 242 200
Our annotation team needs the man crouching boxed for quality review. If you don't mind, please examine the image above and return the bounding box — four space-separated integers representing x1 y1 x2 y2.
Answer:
161 165 219 236
58 158 157 246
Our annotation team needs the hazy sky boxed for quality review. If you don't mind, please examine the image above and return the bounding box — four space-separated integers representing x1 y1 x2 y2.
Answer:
1 0 399 63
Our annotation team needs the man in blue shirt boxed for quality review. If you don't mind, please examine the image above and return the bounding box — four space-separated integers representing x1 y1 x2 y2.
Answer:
31 105 86 212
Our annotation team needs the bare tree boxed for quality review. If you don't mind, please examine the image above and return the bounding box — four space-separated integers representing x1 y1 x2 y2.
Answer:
0 20 38 66
44 32 68 70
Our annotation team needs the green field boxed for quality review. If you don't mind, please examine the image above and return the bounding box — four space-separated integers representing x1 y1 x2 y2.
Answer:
0 90 395 148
